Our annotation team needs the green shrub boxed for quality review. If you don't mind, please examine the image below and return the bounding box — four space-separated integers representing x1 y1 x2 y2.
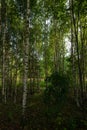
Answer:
40 80 45 88
44 72 69 105
68 118 77 130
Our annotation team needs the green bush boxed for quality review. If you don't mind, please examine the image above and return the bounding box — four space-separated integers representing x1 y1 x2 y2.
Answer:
44 72 69 105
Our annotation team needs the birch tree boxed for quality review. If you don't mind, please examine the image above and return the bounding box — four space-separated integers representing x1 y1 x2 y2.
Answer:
22 0 30 119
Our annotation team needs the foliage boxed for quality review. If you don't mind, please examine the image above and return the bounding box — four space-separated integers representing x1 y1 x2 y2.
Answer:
68 117 77 130
44 72 69 105
0 0 87 129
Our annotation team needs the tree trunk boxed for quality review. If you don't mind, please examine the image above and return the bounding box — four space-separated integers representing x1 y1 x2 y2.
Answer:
22 0 30 118
69 0 80 107
71 0 84 107
1 0 7 103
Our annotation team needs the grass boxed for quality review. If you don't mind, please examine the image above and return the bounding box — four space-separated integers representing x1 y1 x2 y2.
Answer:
0 89 87 130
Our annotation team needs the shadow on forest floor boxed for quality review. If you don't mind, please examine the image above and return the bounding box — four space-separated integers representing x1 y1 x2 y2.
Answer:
0 90 87 130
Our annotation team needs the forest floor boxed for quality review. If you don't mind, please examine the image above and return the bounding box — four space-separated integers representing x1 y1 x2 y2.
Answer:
0 89 87 130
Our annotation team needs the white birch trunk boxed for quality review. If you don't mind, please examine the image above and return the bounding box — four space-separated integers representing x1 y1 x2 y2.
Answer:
22 0 30 116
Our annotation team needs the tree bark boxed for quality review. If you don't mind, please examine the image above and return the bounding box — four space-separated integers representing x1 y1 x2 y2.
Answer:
22 0 30 117
71 0 84 107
